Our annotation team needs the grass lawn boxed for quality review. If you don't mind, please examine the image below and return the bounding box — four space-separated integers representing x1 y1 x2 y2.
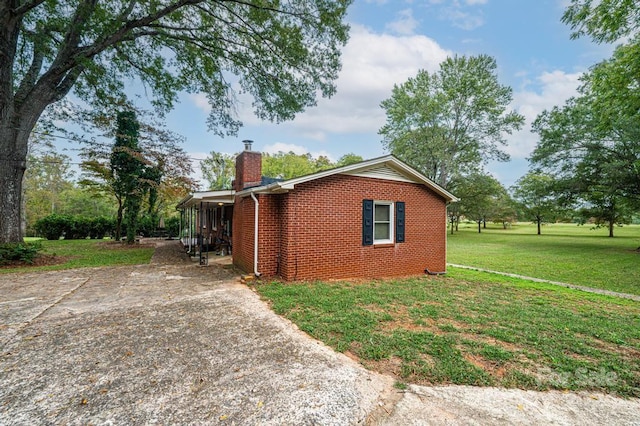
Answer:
447 222 640 296
257 272 640 397
0 239 155 273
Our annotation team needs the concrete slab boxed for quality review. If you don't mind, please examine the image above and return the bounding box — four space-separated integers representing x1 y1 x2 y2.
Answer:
1 242 639 425
0 263 390 425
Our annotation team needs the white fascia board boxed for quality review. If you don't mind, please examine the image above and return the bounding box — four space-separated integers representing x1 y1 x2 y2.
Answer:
178 190 236 208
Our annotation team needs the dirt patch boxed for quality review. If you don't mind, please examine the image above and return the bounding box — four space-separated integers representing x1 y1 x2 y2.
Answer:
96 240 156 250
0 254 70 270
365 356 405 380
463 353 508 379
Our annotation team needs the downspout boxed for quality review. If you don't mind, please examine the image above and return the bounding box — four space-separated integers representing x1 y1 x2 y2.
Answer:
250 192 261 277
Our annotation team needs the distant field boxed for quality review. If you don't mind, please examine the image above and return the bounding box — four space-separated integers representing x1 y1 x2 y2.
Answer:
447 222 640 296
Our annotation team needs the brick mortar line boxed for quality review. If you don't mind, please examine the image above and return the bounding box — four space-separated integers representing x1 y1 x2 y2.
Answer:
447 263 640 302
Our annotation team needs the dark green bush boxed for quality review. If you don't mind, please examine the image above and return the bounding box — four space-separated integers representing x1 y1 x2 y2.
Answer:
67 216 90 239
34 214 72 240
0 242 42 264
89 217 114 239
137 215 155 237
165 216 180 238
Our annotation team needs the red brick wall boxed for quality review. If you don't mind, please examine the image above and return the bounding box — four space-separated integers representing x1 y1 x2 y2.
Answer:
232 194 282 276
232 195 255 274
256 194 281 276
264 174 447 281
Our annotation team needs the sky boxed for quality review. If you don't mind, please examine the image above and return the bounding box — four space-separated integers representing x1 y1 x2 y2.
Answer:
70 0 615 190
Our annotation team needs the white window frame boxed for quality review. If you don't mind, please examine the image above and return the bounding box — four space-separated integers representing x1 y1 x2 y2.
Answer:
373 201 394 244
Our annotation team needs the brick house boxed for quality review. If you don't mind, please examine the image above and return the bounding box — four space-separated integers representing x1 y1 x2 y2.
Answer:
229 143 458 281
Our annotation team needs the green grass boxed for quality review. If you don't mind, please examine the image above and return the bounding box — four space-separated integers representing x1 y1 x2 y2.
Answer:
257 274 640 396
0 239 155 273
447 222 640 295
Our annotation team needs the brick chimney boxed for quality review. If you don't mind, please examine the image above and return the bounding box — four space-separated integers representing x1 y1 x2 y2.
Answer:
234 140 262 191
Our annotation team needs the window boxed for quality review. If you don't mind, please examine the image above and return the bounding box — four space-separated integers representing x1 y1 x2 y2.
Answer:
373 201 393 243
363 200 405 246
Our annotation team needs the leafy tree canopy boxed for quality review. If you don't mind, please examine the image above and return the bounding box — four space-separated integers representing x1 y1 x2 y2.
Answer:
379 54 524 189
511 172 560 234
562 0 640 43
262 151 334 180
200 151 235 190
0 0 352 243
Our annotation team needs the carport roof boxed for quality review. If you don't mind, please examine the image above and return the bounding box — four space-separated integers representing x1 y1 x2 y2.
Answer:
176 189 235 209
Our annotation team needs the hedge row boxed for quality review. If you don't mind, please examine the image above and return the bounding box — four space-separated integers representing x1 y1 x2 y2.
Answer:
34 215 113 240
33 214 180 240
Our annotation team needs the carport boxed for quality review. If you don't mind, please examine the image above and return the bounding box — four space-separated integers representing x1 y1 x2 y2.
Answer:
176 189 234 265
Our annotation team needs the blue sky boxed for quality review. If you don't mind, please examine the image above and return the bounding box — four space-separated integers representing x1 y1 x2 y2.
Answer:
94 1 617 189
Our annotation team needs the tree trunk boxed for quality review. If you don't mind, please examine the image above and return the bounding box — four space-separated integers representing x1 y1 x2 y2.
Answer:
537 217 541 235
609 220 614 238
0 124 31 243
115 201 123 240
477 220 482 233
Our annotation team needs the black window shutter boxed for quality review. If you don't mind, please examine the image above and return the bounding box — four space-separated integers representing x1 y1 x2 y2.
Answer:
362 199 373 246
396 201 405 243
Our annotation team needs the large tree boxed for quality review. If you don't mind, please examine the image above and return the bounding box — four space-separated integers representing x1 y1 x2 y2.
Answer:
512 172 559 235
262 151 332 180
0 0 351 243
111 111 144 243
379 54 524 188
78 105 196 227
531 43 640 237
200 151 235 190
454 172 506 234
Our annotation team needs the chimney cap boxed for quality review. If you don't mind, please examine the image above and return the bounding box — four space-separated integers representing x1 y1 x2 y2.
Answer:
243 139 254 151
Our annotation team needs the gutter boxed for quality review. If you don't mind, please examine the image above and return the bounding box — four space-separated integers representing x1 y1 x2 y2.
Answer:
250 192 261 277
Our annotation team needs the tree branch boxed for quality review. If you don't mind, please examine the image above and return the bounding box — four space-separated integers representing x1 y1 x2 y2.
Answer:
50 65 84 103
14 39 44 104
11 0 45 17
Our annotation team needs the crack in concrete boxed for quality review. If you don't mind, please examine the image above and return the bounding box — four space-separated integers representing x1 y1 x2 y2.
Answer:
0 276 91 351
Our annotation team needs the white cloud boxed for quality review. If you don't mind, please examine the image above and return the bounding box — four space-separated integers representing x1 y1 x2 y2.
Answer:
385 9 419 35
262 142 309 155
187 25 451 142
188 93 211 113
248 25 451 139
440 7 484 30
187 151 208 190
505 70 583 159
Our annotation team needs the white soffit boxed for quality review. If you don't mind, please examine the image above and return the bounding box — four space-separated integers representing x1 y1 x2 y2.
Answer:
344 164 420 184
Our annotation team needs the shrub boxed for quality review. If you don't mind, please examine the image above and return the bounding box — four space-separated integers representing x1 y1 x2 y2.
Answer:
165 216 180 238
89 217 114 239
67 216 91 239
34 214 72 240
0 242 42 264
137 215 155 237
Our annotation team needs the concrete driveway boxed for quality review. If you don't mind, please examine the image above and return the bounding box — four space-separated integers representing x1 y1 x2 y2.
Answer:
1 241 639 425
